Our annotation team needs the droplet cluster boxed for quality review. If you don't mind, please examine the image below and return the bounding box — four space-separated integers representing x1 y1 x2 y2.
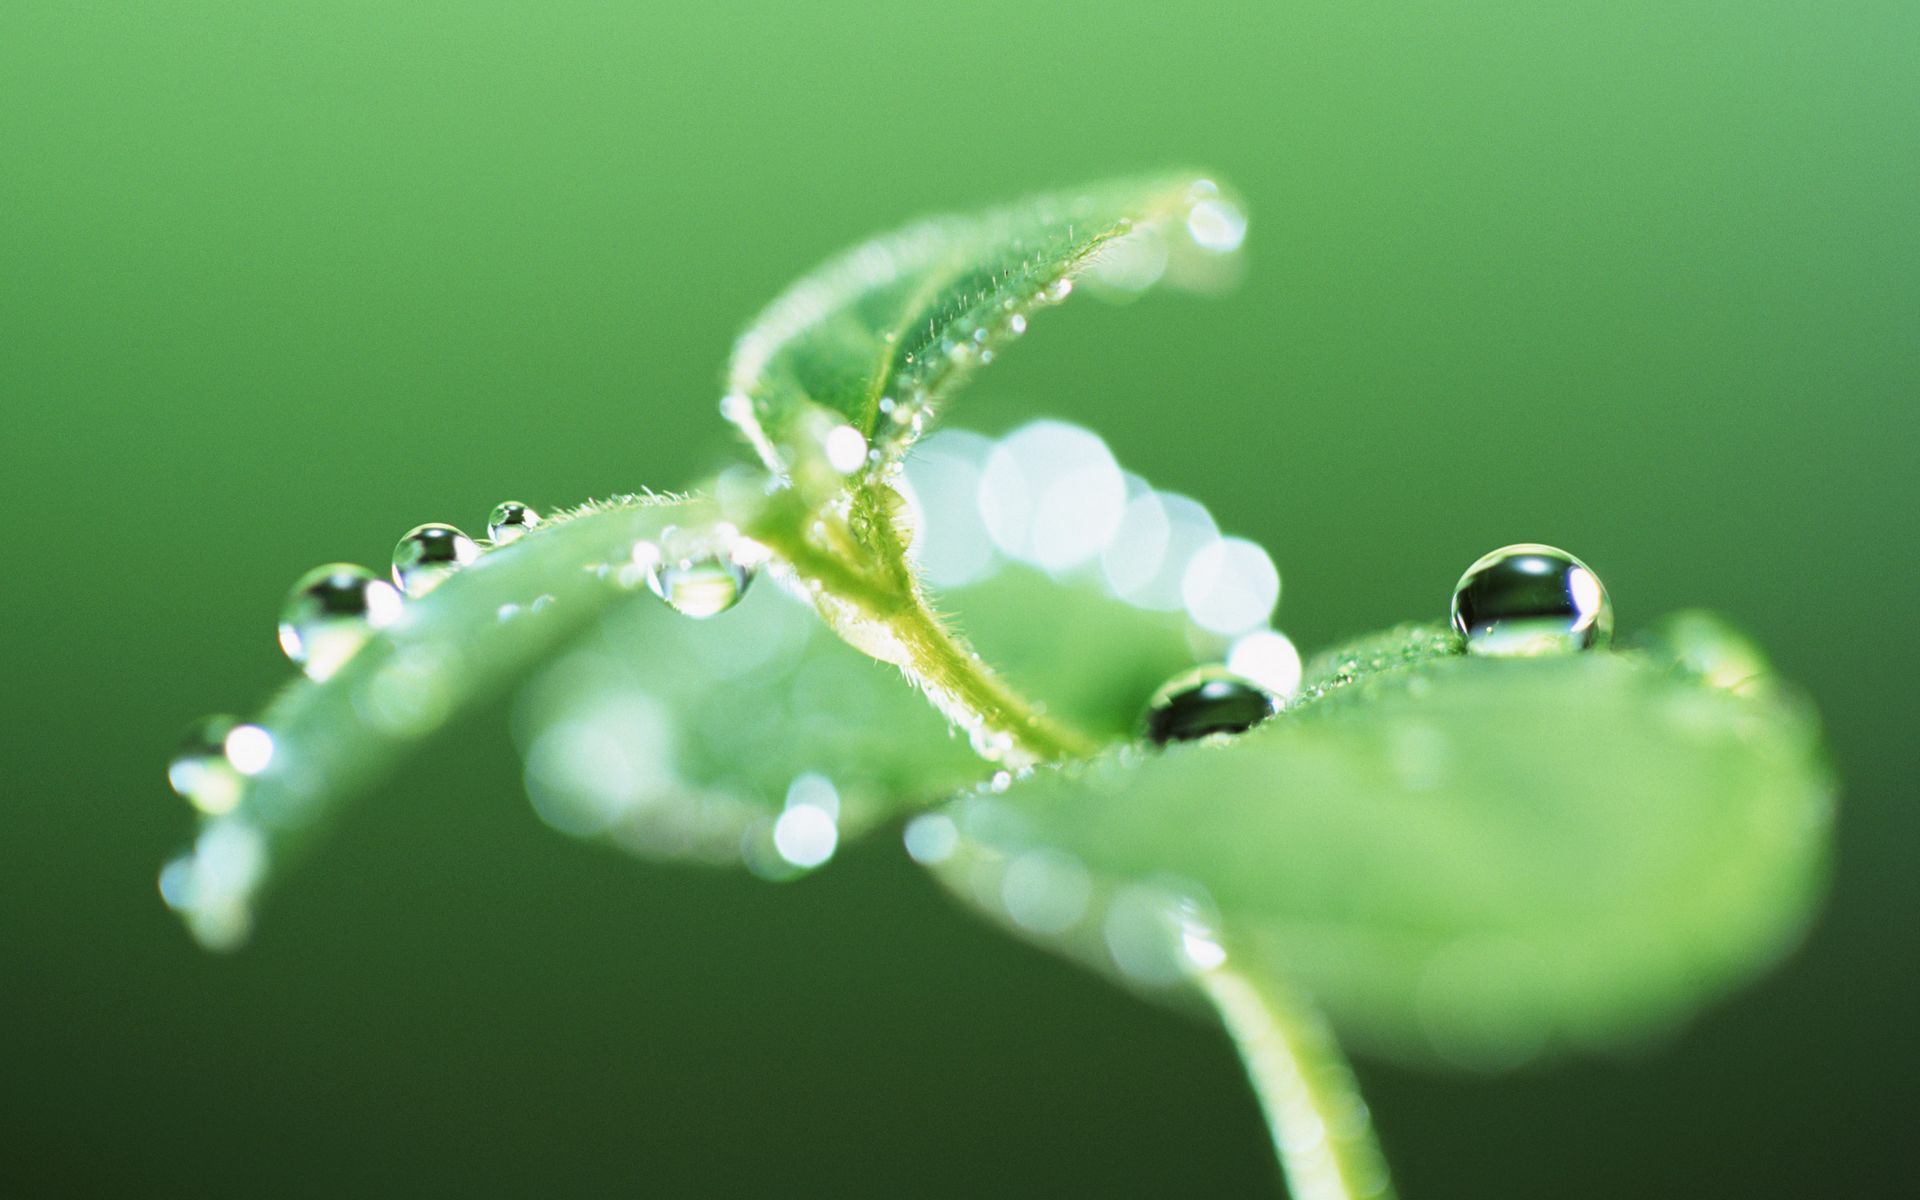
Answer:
1132 543 1613 746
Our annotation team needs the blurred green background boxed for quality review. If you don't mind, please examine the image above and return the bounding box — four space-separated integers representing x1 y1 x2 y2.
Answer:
3 1 1914 1195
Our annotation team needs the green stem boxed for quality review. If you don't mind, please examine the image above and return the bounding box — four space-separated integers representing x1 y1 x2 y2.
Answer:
1198 968 1396 1200
747 500 1097 766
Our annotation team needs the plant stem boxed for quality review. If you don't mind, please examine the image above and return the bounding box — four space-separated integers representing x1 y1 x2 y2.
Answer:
749 509 1098 766
1198 967 1396 1200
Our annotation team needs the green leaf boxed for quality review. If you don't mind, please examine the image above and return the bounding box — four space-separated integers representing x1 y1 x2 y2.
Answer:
160 445 1243 944
921 617 1833 1070
159 494 700 948
950 566 1229 743
721 172 1244 486
717 176 1250 765
511 559 1231 873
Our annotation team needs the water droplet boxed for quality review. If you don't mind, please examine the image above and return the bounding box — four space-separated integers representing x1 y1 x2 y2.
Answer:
277 563 403 680
1142 667 1278 745
821 423 869 475
1000 849 1092 934
1450 544 1612 656
903 813 959 865
1186 196 1249 254
646 540 754 618
391 523 480 597
772 803 838 868
486 501 542 544
167 715 244 816
223 723 276 775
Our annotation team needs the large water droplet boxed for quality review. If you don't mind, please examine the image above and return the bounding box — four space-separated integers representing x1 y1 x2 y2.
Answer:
643 529 754 618
1450 544 1612 656
1142 667 1279 745
167 715 244 816
277 563 403 680
486 501 542 545
391 523 481 596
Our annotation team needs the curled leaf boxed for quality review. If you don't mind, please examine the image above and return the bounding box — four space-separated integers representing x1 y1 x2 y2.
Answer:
722 173 1245 488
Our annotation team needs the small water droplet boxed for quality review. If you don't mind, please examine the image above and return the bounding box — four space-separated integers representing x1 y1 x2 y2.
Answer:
772 803 838 869
167 715 245 815
1450 544 1612 656
1007 313 1027 335
1000 849 1091 935
821 423 869 475
277 563 403 680
1142 667 1278 745
391 523 480 597
1045 277 1073 303
224 723 276 775
903 813 959 865
1185 196 1248 254
646 534 754 618
486 501 542 544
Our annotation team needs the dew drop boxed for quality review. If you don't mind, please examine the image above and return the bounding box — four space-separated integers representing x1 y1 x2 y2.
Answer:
645 539 754 619
902 813 959 865
1186 196 1249 254
486 501 542 545
821 424 869 475
167 715 245 816
1142 666 1279 746
277 563 403 680
223 723 276 775
1450 544 1612 657
391 523 481 597
772 804 838 869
